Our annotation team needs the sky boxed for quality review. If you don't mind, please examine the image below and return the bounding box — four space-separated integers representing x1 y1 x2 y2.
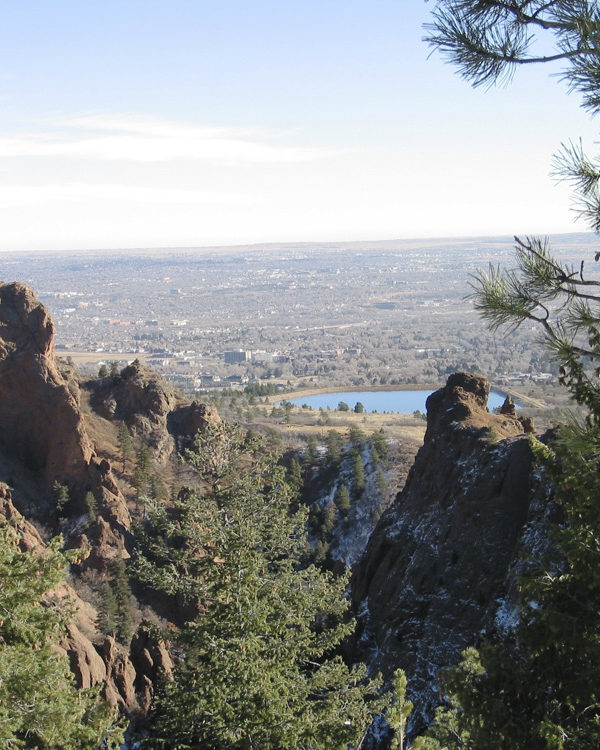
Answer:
0 0 598 252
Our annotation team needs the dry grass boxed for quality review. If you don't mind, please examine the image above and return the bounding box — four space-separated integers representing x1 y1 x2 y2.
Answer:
252 405 427 446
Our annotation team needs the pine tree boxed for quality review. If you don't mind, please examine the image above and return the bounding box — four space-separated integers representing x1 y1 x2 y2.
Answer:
135 422 384 749
418 3 600 747
387 669 413 750
0 523 121 748
51 481 70 519
376 466 388 492
321 497 338 538
334 482 351 519
353 452 366 499
348 424 366 447
287 454 303 494
117 420 133 472
325 429 343 469
134 443 152 497
304 435 318 467
149 472 168 502
98 558 133 645
113 557 134 645
314 538 330 566
83 490 97 525
97 578 119 636
370 429 388 459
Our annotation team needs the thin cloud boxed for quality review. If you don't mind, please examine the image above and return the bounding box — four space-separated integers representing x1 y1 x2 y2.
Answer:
0 183 265 207
0 116 340 164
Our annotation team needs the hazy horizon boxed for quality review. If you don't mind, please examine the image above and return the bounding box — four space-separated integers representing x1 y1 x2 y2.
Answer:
0 230 596 258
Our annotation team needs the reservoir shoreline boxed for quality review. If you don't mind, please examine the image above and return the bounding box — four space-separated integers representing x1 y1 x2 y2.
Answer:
272 382 536 408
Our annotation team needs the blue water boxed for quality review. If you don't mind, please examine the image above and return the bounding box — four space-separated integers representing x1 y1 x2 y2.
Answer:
282 389 509 414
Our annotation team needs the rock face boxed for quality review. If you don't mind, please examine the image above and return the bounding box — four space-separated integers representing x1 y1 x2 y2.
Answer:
89 360 220 461
352 373 541 729
168 400 220 451
0 283 131 562
0 283 92 484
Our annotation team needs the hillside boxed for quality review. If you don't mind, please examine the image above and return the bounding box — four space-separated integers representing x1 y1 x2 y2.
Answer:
0 282 553 746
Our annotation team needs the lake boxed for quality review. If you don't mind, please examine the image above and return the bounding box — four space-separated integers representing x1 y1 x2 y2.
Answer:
282 388 510 414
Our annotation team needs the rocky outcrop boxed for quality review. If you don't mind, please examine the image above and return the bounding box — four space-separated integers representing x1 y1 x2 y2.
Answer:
0 485 172 717
0 282 92 484
352 373 543 730
0 282 131 563
0 482 45 552
130 624 175 712
89 360 219 461
168 400 221 451
90 360 180 461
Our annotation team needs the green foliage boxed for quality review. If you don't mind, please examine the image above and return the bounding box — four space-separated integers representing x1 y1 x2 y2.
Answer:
428 1 600 421
375 467 388 493
98 363 109 378
337 400 350 411
305 435 319 466
420 4 600 747
287 454 303 493
83 491 97 524
148 472 168 502
321 498 338 538
354 401 365 413
282 399 294 423
348 424 366 447
425 1 600 110
370 501 384 525
244 381 283 397
134 443 152 496
109 361 120 377
117 420 133 471
370 429 388 459
334 482 351 519
352 452 366 498
97 557 133 645
51 481 70 519
470 237 600 419
483 425 499 445
108 557 134 645
97 578 119 638
387 669 413 750
0 523 121 748
325 430 343 469
314 538 330 566
137 422 384 749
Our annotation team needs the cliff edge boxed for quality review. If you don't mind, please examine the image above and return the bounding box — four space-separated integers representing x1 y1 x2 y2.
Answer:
352 373 541 728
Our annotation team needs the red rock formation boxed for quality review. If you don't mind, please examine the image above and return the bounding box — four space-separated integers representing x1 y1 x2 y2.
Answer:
0 282 92 484
0 282 130 563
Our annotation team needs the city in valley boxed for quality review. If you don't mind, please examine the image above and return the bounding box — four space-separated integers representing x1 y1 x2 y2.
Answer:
4 233 597 425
